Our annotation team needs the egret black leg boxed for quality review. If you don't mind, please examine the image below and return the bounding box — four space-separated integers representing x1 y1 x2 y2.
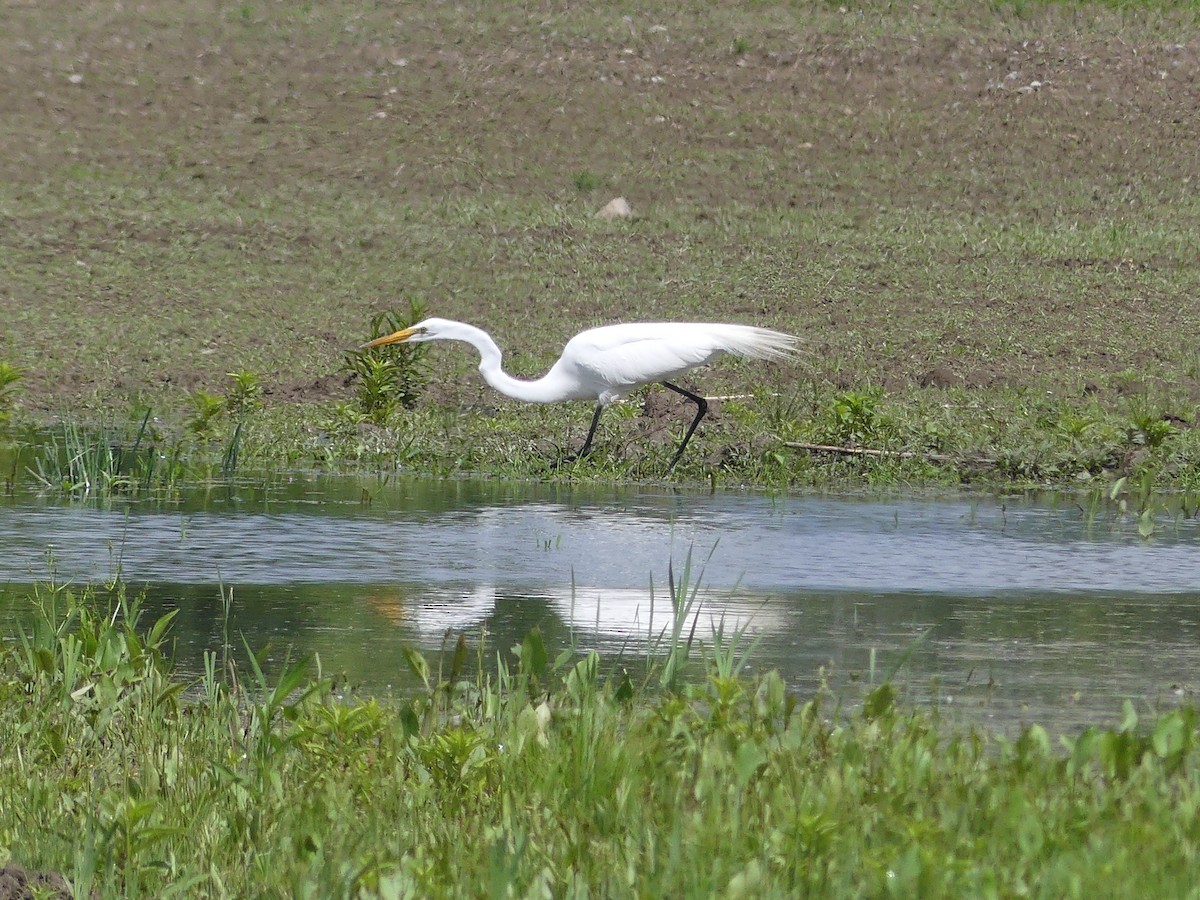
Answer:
661 381 708 472
553 404 605 469
577 404 605 458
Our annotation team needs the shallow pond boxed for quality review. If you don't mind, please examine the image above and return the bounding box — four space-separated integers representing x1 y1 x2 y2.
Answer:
2 475 1199 735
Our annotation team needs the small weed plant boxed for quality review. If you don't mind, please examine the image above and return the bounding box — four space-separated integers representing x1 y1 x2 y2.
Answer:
186 390 225 438
1127 409 1175 451
822 387 886 447
346 299 429 424
224 370 263 418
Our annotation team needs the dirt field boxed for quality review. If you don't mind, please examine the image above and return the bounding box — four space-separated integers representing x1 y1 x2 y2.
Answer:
2 2 1199 477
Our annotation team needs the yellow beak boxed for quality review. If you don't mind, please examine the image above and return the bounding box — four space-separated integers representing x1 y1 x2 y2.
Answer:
358 326 420 350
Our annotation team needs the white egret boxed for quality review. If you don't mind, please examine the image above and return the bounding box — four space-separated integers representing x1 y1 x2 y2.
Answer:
360 318 801 471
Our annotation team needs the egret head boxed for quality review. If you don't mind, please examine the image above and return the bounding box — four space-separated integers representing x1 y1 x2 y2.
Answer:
358 317 455 350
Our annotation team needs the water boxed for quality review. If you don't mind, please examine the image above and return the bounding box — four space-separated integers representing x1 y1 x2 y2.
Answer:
2 475 1198 735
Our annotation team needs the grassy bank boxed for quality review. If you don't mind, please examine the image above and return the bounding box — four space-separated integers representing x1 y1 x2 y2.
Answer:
2 1 1200 488
6 371 1200 495
2 585 1200 896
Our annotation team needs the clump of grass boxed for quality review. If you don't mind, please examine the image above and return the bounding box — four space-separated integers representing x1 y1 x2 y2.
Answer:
572 170 601 191
345 299 429 424
26 411 187 497
22 391 269 496
654 544 719 692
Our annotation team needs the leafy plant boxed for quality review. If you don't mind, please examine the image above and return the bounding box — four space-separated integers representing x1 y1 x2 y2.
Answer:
186 390 226 438
16 583 180 723
1127 410 1174 451
352 355 405 425
225 370 263 417
1055 410 1098 444
346 299 429 423
822 387 885 447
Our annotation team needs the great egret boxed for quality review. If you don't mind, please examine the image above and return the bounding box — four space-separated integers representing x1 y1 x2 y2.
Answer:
360 317 801 471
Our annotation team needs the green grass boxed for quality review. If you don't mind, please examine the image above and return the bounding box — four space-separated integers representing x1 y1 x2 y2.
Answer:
21 406 255 499
10 374 1200 494
2 582 1200 896
0 363 20 427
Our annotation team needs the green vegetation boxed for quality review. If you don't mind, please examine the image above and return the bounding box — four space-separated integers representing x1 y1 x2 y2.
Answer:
0 363 20 426
185 390 226 440
819 388 887 448
22 387 270 499
2 583 1199 896
224 370 264 418
6 4 1200 893
26 412 183 497
343 301 431 425
571 170 602 192
11 377 1200 494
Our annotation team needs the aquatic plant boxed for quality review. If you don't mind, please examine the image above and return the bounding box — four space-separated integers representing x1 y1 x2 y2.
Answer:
182 380 255 479
655 545 717 692
26 412 183 497
16 406 266 497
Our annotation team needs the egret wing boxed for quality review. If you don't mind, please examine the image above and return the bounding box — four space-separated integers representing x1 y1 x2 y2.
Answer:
565 324 733 397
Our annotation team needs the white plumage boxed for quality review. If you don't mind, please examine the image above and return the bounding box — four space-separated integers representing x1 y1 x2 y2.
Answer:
360 317 801 471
